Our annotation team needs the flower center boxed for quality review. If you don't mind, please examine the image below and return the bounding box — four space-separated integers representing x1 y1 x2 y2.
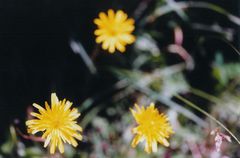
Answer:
52 119 62 129
109 29 117 36
108 24 120 36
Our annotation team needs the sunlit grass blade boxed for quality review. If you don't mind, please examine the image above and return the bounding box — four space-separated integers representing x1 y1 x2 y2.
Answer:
174 94 240 145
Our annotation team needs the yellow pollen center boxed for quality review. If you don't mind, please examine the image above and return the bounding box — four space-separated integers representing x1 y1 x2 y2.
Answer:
109 30 116 36
52 119 61 129
108 25 119 36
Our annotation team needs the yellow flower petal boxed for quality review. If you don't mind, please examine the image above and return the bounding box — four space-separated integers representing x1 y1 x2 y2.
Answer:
26 93 83 154
58 138 64 153
33 103 45 113
131 134 144 148
130 103 174 153
94 9 135 53
108 9 115 20
99 12 108 22
51 93 59 106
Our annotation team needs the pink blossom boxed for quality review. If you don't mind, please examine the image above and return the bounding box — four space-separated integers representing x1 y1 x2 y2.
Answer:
211 129 231 152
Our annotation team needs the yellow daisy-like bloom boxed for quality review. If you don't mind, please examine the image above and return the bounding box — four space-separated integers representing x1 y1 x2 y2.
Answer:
130 103 174 154
94 9 135 53
26 93 83 154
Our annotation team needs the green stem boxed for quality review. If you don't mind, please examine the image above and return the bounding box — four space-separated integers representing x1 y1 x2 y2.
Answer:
174 94 240 144
91 44 100 61
190 87 220 103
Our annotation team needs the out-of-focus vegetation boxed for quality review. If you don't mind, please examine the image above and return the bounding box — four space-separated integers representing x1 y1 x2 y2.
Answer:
1 0 240 157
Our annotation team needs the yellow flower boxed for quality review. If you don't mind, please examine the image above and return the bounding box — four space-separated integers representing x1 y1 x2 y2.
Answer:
94 9 135 53
130 103 174 153
26 93 83 154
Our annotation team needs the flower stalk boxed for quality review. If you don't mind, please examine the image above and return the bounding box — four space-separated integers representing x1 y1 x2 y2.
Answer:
174 94 240 145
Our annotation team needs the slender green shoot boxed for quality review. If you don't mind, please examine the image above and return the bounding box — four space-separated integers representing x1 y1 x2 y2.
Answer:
174 94 240 144
190 87 220 103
